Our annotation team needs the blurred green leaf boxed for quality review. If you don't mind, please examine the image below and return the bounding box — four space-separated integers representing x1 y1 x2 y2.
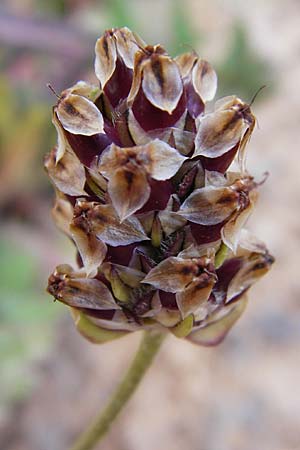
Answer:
34 0 67 18
217 22 273 101
0 237 64 404
170 0 199 56
106 0 136 29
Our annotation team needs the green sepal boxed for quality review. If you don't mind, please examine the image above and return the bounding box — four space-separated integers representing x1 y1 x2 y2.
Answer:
71 308 128 344
109 269 132 302
85 173 105 201
215 242 228 269
170 314 194 338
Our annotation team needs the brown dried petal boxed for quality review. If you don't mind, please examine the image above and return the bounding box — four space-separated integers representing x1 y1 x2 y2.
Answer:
226 251 273 302
176 274 215 318
52 112 67 163
114 27 145 69
98 144 127 178
50 271 119 310
102 263 145 288
44 147 86 196
214 95 240 111
178 243 217 259
238 119 256 173
221 190 257 252
205 170 228 188
94 33 117 88
108 166 150 220
179 186 239 225
56 94 104 136
139 140 186 180
89 204 149 246
165 128 195 156
63 80 101 101
51 191 73 236
175 52 198 78
99 141 185 219
141 56 183 113
192 59 217 102
236 229 268 257
127 50 145 105
158 210 187 236
143 256 208 293
194 109 247 158
187 296 247 346
70 224 107 277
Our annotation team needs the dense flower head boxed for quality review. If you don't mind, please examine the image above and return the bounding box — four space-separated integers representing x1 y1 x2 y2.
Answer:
46 27 273 346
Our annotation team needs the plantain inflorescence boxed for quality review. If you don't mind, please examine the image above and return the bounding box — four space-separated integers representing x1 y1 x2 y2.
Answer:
46 27 273 346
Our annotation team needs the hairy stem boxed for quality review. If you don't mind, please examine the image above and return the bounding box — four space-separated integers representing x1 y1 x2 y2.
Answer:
69 330 166 450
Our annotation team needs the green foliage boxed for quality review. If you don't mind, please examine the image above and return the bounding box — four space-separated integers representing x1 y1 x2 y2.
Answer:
0 238 64 404
34 0 67 18
216 22 273 101
105 0 136 30
169 0 200 56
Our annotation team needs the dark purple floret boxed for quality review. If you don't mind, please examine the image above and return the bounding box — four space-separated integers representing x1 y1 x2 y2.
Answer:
137 179 175 214
185 82 205 119
200 143 239 173
190 221 225 244
132 88 186 132
65 131 111 166
104 58 133 107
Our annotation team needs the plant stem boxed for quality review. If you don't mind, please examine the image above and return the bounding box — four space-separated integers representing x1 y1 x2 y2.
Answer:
69 330 166 450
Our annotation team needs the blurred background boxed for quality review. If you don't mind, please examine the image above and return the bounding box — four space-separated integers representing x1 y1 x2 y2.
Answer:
0 0 299 449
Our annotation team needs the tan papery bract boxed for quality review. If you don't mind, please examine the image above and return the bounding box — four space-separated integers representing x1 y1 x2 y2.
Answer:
56 93 104 136
192 59 218 102
95 27 144 88
94 34 117 88
88 203 150 246
179 185 239 225
99 141 186 219
49 268 120 310
141 55 183 113
176 274 215 319
52 113 67 163
175 52 198 78
187 296 248 346
143 255 213 293
70 224 107 278
194 109 247 158
226 251 273 303
108 166 150 221
51 191 73 236
44 146 86 196
114 27 145 69
221 189 258 252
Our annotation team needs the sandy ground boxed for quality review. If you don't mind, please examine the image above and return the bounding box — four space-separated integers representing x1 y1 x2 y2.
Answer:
1 1 300 449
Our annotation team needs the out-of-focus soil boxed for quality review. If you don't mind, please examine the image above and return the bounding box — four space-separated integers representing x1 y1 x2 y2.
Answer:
1 1 300 449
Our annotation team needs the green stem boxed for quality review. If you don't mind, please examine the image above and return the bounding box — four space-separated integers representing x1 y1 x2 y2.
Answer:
69 330 166 450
